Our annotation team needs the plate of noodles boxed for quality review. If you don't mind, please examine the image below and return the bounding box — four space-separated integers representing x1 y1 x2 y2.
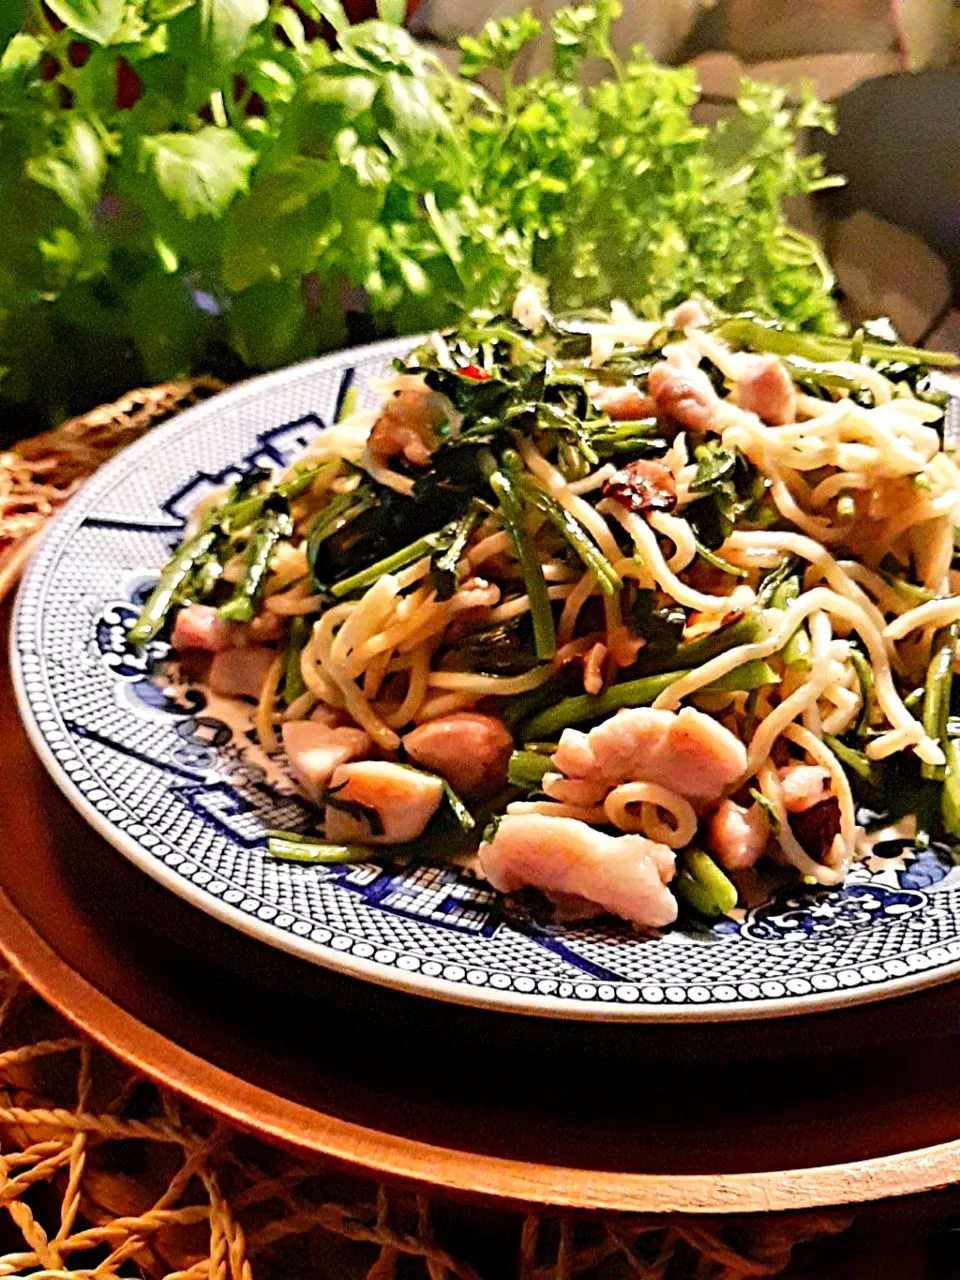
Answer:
13 290 960 1020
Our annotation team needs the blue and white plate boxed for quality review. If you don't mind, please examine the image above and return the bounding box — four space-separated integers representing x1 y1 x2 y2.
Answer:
12 342 960 1021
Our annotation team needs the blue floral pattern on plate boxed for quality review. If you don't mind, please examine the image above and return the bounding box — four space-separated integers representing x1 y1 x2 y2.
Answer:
12 342 960 1020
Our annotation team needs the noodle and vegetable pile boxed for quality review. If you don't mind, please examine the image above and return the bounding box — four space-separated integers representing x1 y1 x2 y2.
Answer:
131 292 960 929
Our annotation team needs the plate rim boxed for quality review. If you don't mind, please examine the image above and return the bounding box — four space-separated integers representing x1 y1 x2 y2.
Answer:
7 879 960 1214
13 342 960 1024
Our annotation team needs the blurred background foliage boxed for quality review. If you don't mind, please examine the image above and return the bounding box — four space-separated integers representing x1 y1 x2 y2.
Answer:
0 0 850 440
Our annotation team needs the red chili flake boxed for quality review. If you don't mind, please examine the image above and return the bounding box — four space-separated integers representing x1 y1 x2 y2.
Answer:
460 365 491 381
601 459 677 513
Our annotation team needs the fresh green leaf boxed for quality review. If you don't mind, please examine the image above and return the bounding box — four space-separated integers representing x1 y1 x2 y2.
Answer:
335 128 391 186
272 4 306 49
300 0 349 33
148 0 195 18
376 0 406 24
125 271 204 382
267 832 381 864
221 157 335 292
26 118 106 221
551 1 623 78
379 71 455 142
227 277 310 369
459 12 541 79
199 0 269 64
337 21 426 75
684 442 763 549
139 127 256 221
0 2 848 432
508 749 553 790
0 0 25 53
46 0 124 44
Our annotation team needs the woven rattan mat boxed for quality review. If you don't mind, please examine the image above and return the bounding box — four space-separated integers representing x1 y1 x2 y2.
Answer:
0 384 951 1279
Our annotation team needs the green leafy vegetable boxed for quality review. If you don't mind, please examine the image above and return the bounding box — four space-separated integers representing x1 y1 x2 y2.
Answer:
139 128 257 222
129 527 218 644
267 831 383 863
713 315 957 371
922 626 957 782
508 749 554 790
510 467 621 595
748 787 781 831
943 740 960 840
459 12 541 78
518 658 779 738
47 0 125 45
428 503 485 601
199 0 269 64
440 780 476 833
676 849 737 918
0 2 847 437
490 467 556 661
219 501 293 623
684 443 764 549
283 615 310 706
328 531 438 599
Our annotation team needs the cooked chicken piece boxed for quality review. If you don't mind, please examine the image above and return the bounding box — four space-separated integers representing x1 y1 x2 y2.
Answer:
541 773 608 807
479 814 677 928
324 761 443 844
707 798 770 871
368 389 447 468
282 721 371 803
552 706 746 807
736 354 796 425
402 712 513 799
590 382 656 420
665 298 710 330
778 764 833 813
170 603 240 653
647 360 722 432
208 647 276 701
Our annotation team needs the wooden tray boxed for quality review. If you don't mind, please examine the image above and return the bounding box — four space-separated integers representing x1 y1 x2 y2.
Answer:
6 599 960 1214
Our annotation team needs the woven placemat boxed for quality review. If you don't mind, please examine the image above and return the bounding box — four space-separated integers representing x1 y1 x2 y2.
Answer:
0 384 944 1278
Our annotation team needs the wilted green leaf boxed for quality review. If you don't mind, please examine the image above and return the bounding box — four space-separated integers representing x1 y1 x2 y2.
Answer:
45 0 125 45
139 127 256 220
